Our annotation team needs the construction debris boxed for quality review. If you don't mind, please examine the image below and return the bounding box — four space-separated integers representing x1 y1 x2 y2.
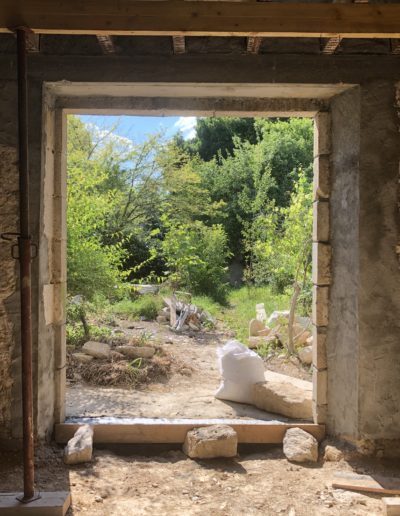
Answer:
298 345 312 365
183 425 238 459
163 294 214 332
64 424 93 465
332 472 400 495
252 371 313 419
283 427 319 463
323 445 343 462
215 340 265 404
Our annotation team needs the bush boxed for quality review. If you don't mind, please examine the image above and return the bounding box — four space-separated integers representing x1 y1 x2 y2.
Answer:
162 221 231 302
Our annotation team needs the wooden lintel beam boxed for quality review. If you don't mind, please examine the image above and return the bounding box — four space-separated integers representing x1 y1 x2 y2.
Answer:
247 36 262 54
321 35 341 55
172 35 185 54
96 34 115 54
1 2 400 38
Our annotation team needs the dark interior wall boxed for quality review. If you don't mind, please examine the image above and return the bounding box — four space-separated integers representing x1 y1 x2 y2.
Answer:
0 45 399 446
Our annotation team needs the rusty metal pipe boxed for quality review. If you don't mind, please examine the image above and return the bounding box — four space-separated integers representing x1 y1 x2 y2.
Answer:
16 27 35 502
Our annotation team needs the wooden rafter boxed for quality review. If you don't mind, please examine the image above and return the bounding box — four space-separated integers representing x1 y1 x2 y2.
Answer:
26 32 40 53
172 36 185 54
321 35 341 55
1 2 400 38
96 35 115 54
246 36 262 54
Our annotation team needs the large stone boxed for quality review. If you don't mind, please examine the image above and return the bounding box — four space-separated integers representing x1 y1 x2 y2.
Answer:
249 318 265 337
82 341 110 359
252 371 312 419
64 424 93 465
116 345 155 359
298 345 313 365
267 310 290 326
72 352 94 364
283 427 319 463
183 425 238 459
256 303 267 322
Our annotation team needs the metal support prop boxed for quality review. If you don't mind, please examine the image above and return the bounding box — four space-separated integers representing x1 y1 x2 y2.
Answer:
16 27 36 503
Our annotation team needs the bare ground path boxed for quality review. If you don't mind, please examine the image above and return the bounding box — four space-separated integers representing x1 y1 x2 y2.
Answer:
66 320 292 421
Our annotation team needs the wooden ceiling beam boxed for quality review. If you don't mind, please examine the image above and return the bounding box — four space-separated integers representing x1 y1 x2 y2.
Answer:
172 36 185 54
246 36 262 55
96 35 115 54
1 2 400 38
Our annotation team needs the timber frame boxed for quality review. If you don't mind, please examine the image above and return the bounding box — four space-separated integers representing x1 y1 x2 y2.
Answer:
1 2 400 39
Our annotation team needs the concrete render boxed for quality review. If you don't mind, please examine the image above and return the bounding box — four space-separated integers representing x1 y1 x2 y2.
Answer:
0 48 399 449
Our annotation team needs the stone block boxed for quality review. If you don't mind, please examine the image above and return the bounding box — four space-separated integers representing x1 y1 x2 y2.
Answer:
283 427 319 463
183 425 237 459
312 286 329 326
312 366 327 405
313 201 330 243
249 318 265 337
64 424 93 465
0 491 71 515
116 345 155 359
82 341 110 359
252 371 312 420
312 402 328 424
314 111 331 157
72 353 94 364
312 325 327 370
313 155 330 200
298 345 312 365
324 445 343 462
312 242 331 285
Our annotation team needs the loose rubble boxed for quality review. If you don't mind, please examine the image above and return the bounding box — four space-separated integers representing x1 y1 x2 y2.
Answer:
64 424 94 465
82 341 110 359
163 295 215 333
183 425 238 459
283 427 319 463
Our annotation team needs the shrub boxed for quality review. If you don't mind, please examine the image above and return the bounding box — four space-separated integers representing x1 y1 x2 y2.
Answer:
162 221 231 302
110 295 162 321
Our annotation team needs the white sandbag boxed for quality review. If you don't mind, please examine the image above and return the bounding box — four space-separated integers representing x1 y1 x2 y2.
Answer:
215 340 265 404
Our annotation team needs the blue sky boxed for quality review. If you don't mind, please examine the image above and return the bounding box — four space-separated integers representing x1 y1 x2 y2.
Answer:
79 115 197 143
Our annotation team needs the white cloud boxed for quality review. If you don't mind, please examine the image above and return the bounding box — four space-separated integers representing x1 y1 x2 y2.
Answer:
174 116 197 140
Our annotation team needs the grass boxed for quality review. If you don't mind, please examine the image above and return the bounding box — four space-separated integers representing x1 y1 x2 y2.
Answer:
193 285 291 344
109 295 163 321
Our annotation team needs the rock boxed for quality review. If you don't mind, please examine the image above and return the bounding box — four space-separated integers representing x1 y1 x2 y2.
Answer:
162 307 171 315
296 316 311 329
248 336 267 349
323 445 343 462
156 315 168 324
252 370 312 419
72 353 94 364
110 351 125 361
183 425 238 459
116 345 156 359
298 345 312 365
249 318 265 337
82 341 110 359
256 303 267 322
188 322 200 331
258 326 271 337
293 324 311 346
267 310 290 326
64 424 93 465
306 335 313 346
283 427 319 463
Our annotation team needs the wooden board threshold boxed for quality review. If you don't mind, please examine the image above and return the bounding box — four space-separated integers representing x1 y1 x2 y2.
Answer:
55 417 325 444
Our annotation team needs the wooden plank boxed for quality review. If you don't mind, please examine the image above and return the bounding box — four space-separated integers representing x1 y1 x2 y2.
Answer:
96 35 115 54
0 492 70 516
332 472 400 496
383 498 400 516
1 2 400 38
172 36 185 54
55 418 325 444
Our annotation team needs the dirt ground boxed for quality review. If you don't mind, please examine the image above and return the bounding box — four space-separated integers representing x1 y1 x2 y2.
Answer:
66 319 311 420
1 440 398 515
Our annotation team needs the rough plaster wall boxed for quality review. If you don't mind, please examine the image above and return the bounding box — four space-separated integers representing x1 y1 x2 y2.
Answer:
357 82 400 439
0 80 18 440
328 87 361 437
